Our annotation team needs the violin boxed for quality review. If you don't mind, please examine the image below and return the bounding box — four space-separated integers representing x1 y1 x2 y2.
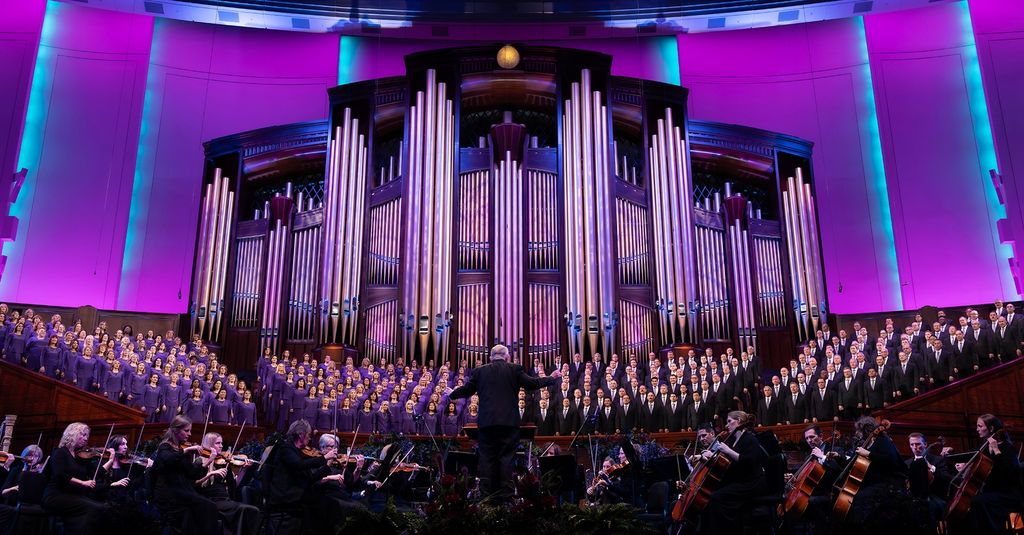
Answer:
75 447 114 461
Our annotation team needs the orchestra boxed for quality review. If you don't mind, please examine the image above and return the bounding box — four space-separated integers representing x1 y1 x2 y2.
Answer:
0 304 1022 535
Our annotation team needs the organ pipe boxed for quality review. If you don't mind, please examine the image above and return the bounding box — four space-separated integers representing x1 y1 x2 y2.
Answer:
400 69 455 363
782 168 825 340
457 283 490 364
321 108 369 347
648 107 696 346
191 169 235 343
458 171 490 271
260 218 288 353
527 283 560 371
494 152 525 358
231 236 264 328
562 69 616 357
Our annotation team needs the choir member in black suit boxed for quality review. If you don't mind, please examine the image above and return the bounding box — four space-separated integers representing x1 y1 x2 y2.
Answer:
967 319 994 370
665 393 686 432
42 422 108 535
689 391 712 430
993 316 1020 363
755 385 780 426
699 411 767 533
861 367 886 413
448 344 559 495
952 414 1024 535
597 397 618 435
808 378 837 423
639 392 663 432
924 338 952 389
535 399 556 436
782 382 809 425
149 416 221 535
615 393 638 434
893 352 920 400
555 398 577 436
835 368 862 419
578 396 598 434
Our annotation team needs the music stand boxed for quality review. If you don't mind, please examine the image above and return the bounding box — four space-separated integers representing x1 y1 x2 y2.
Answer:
646 455 692 485
462 424 479 440
445 451 479 476
539 454 579 501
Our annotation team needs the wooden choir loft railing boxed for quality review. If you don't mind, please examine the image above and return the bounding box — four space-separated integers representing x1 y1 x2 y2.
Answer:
0 359 267 455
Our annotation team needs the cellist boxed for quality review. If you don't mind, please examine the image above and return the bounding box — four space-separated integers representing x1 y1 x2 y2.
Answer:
948 414 1022 534
697 411 767 534
793 424 844 533
833 416 907 533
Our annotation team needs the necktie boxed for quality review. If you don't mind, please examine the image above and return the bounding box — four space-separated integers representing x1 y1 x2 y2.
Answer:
871 379 875 388
792 394 797 403
846 379 850 389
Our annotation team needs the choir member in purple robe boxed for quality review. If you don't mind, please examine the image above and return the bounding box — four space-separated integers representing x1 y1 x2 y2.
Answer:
42 335 64 379
301 388 319 423
357 398 375 433
209 388 232 424
462 403 479 429
441 402 461 436
373 401 392 434
422 401 440 437
73 348 100 392
102 360 126 403
4 323 28 365
397 400 418 435
232 390 256 426
127 362 148 407
182 387 208 423
337 398 355 433
288 378 308 426
24 327 47 371
140 373 163 423
161 373 186 423
314 397 333 432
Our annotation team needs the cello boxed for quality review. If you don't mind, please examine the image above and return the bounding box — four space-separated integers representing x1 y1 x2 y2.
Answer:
944 428 1008 521
671 429 734 523
780 429 840 521
831 419 890 521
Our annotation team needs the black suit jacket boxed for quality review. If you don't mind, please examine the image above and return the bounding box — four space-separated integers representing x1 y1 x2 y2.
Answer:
597 405 618 434
555 407 577 436
756 396 780 426
535 406 556 436
809 388 836 421
782 392 809 424
861 377 886 410
449 360 557 428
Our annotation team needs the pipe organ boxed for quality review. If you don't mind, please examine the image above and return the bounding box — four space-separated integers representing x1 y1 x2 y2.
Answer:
194 46 825 373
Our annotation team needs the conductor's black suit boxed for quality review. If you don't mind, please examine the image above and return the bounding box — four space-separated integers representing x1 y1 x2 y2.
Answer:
449 357 558 494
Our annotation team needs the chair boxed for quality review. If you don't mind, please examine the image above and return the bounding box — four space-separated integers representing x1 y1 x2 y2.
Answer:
3 503 56 535
636 481 670 531
255 502 305 535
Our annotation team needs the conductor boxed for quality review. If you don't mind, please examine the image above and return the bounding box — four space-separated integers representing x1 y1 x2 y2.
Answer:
449 344 559 495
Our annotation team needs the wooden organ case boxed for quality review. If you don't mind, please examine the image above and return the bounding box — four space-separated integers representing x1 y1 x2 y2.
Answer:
192 46 825 374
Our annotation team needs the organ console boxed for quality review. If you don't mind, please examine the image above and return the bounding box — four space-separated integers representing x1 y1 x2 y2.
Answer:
191 46 825 374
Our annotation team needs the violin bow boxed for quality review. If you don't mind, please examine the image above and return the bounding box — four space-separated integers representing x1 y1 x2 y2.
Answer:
126 422 146 479
93 423 116 481
230 420 246 457
347 424 360 457
201 403 212 441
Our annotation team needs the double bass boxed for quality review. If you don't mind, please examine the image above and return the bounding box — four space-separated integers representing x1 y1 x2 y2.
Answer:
944 428 1008 521
671 430 734 523
832 419 890 521
780 429 839 521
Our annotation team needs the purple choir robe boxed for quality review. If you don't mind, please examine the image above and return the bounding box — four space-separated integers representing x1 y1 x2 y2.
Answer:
233 401 256 426
182 397 207 423
356 410 375 433
103 371 125 402
209 399 231 424
140 384 162 422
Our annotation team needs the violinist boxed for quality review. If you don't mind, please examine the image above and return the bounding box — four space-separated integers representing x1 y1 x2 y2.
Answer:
698 411 766 534
149 415 221 535
310 433 374 532
586 456 629 505
950 414 1022 534
42 422 109 535
906 433 952 529
94 435 144 502
262 419 337 533
196 432 260 535
2 444 45 507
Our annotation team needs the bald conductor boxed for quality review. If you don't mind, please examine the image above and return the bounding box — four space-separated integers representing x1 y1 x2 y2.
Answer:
448 344 560 495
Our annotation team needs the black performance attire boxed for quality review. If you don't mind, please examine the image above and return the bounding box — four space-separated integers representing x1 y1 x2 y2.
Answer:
840 433 909 533
701 428 767 534
42 448 108 535
449 359 558 495
197 464 260 535
961 437 1023 535
262 439 328 534
150 443 220 535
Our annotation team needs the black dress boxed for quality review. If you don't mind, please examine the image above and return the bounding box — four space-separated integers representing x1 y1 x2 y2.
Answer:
841 433 912 532
196 464 260 535
42 448 108 535
701 429 767 533
964 438 1023 534
150 443 220 535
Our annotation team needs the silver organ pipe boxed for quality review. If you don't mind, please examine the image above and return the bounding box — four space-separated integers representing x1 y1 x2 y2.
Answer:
528 283 560 371
527 170 557 271
726 203 757 352
753 233 786 328
260 218 288 353
288 225 321 340
320 108 369 347
562 69 616 357
696 213 730 342
365 299 397 364
782 168 824 340
368 198 401 286
619 299 654 360
400 69 455 363
232 235 264 328
457 283 489 363
191 169 234 343
648 108 696 345
494 152 524 359
458 171 489 271
615 199 649 286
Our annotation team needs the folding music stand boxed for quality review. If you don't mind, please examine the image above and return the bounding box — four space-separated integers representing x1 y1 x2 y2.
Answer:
539 454 579 501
